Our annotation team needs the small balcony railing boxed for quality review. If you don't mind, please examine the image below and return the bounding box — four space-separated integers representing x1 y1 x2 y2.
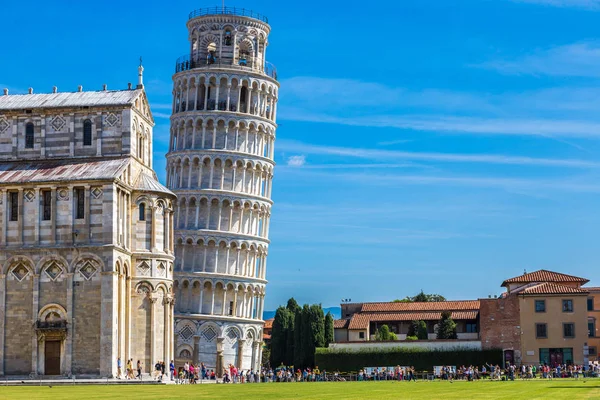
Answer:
36 320 67 330
188 6 269 24
175 54 277 80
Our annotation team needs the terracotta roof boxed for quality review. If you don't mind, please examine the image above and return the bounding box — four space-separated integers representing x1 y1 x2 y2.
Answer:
519 282 589 295
0 157 129 184
361 300 480 313
263 334 271 340
0 89 143 110
263 318 274 329
584 287 600 292
502 270 589 286
334 319 350 329
348 311 478 330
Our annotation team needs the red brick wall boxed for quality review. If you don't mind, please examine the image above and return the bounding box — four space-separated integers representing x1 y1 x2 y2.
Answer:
479 296 521 361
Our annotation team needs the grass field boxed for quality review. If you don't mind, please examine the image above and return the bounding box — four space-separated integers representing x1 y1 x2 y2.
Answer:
0 380 599 400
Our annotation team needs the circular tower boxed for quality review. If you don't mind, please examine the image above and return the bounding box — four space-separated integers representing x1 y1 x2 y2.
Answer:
166 7 278 373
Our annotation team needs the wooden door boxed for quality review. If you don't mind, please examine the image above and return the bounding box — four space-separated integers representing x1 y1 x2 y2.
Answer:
45 341 61 375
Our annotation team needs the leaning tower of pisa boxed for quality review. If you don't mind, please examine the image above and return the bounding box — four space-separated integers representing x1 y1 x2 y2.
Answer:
166 7 278 373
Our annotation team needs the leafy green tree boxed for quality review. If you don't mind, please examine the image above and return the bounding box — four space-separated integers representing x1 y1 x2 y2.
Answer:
324 312 334 346
396 291 446 303
374 324 398 341
407 320 428 340
436 311 458 339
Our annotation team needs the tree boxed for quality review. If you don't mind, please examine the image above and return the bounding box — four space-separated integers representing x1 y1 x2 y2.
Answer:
374 324 398 341
408 320 428 340
324 312 334 346
302 304 325 367
396 291 446 303
293 305 304 368
436 311 457 339
262 347 271 368
271 306 294 366
287 297 301 314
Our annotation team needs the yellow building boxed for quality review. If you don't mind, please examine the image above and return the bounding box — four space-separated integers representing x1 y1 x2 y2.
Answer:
587 288 600 362
501 270 590 366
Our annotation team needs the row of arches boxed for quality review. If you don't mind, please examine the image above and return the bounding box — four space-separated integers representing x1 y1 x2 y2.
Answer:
174 279 265 320
175 197 271 238
169 118 275 159
167 157 273 199
172 75 277 122
175 239 268 280
188 22 269 77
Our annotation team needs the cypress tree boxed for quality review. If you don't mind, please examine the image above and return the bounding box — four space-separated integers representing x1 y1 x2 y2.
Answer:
271 306 291 367
324 312 334 346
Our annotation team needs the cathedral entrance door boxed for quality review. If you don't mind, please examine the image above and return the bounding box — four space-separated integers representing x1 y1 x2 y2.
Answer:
44 341 61 375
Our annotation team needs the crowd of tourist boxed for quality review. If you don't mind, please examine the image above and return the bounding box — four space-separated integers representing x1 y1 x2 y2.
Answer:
116 356 600 383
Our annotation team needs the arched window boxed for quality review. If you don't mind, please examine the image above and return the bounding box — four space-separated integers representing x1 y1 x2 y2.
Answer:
224 30 232 46
83 120 92 146
138 136 144 160
25 123 34 149
139 203 146 221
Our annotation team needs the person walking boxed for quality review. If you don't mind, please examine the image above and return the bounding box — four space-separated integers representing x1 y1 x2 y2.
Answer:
117 357 122 379
136 360 143 380
169 360 175 381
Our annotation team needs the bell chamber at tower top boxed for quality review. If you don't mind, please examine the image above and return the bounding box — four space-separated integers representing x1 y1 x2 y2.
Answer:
174 6 278 80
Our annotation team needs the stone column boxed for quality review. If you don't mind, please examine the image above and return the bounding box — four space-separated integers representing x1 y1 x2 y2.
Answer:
216 338 224 378
17 188 23 245
31 274 40 375
193 335 200 365
65 273 74 376
99 271 117 377
149 295 157 370
125 276 132 361
163 297 170 370
0 190 6 246
237 339 245 369
0 274 5 375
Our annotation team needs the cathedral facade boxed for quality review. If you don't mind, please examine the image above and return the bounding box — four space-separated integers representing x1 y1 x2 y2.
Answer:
0 70 175 377
166 7 278 373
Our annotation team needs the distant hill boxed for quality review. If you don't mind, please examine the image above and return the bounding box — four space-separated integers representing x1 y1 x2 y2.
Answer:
263 306 341 321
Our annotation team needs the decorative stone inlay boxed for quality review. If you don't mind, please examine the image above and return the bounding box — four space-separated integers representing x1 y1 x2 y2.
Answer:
11 263 30 281
78 261 97 280
44 261 63 281
0 117 8 134
51 115 66 131
180 325 195 341
201 326 217 342
24 190 35 202
91 187 103 199
105 113 119 127
137 261 151 276
156 262 166 277
226 328 239 342
57 188 69 201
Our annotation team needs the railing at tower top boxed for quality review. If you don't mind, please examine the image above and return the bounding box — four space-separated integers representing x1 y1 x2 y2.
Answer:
188 6 269 24
175 54 278 80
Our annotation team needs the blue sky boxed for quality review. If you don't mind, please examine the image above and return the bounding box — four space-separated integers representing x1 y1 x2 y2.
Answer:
4 0 600 310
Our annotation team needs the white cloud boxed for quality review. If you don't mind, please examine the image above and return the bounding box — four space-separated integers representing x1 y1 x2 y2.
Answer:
152 112 171 119
281 168 600 194
279 108 600 138
279 76 600 139
511 0 600 10
477 42 600 77
276 140 600 168
150 103 173 110
287 155 306 167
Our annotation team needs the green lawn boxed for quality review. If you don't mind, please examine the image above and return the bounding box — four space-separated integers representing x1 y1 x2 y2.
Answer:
0 380 599 400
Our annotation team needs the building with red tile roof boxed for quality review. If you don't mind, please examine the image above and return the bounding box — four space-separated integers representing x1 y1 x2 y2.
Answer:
333 269 598 367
